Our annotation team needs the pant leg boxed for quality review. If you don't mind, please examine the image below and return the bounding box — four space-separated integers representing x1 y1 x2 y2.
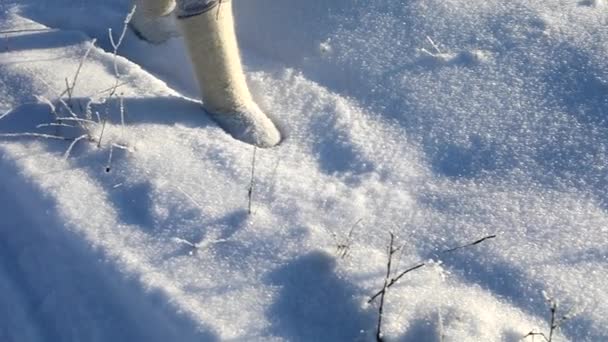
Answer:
175 0 220 19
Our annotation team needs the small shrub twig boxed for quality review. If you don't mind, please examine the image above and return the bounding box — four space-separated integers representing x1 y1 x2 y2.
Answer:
376 232 399 341
523 294 576 342
336 218 363 259
0 7 136 169
370 233 497 340
369 234 497 303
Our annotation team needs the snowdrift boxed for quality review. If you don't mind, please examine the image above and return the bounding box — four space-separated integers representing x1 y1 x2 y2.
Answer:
1 0 607 340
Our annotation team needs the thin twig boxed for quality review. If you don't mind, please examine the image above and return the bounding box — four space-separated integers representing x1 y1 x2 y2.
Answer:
108 5 136 97
376 232 397 342
35 95 59 120
64 77 72 106
119 96 125 127
83 99 93 121
57 97 79 118
63 134 89 159
438 310 445 342
0 132 72 140
348 218 363 241
54 117 97 124
0 109 12 121
369 263 425 304
0 28 52 35
111 142 131 151
105 144 114 172
172 236 229 256
426 36 442 54
92 81 129 96
523 295 577 342
36 123 76 129
176 186 204 209
60 38 97 100
337 218 363 259
523 331 549 342
60 38 97 114
173 237 198 248
548 301 557 342
119 95 126 141
97 117 107 148
441 235 497 253
369 234 497 304
57 97 89 136
247 146 257 215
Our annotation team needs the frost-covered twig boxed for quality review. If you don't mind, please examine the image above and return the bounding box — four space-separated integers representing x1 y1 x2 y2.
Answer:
112 142 131 151
35 95 59 120
172 236 228 256
36 123 77 129
2 27 128 161
437 310 445 342
426 36 442 54
97 117 107 148
56 97 91 136
0 108 13 121
108 5 136 97
176 186 204 209
60 38 97 102
119 96 125 127
63 134 89 159
83 99 93 121
0 132 72 140
93 108 101 123
57 97 79 119
105 144 114 172
104 143 131 173
0 28 51 35
119 95 126 139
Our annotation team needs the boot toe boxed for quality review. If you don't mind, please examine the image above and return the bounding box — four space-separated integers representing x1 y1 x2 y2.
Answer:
207 103 282 148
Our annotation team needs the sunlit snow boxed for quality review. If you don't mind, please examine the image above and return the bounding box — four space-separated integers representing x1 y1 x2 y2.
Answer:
1 0 607 341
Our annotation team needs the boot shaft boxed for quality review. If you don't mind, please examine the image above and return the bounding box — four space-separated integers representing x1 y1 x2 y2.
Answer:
178 0 252 114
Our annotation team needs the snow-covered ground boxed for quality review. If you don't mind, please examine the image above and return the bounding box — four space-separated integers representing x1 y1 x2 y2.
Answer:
1 0 607 341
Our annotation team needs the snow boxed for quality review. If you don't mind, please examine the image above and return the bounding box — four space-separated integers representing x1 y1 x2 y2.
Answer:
1 0 607 341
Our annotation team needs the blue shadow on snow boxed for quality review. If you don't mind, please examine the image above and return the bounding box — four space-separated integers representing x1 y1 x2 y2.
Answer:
265 251 374 341
0 155 218 342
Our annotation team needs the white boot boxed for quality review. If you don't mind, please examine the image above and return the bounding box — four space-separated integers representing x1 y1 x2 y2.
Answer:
177 0 282 147
130 0 181 44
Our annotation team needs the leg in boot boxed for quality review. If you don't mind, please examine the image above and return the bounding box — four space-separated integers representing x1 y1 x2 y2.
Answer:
176 0 281 147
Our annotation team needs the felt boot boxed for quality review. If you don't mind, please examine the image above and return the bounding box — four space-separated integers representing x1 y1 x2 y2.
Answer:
177 0 281 147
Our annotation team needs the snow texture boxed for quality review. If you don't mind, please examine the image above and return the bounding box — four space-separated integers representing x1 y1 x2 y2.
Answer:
0 0 607 341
